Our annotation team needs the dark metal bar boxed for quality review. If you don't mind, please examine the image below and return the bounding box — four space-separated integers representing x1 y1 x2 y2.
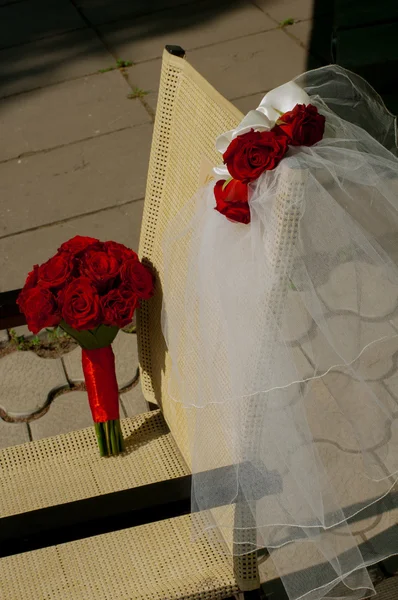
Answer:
0 463 282 558
0 474 191 558
0 288 24 329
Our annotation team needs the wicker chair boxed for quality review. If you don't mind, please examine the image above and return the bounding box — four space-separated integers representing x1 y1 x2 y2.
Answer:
0 46 298 599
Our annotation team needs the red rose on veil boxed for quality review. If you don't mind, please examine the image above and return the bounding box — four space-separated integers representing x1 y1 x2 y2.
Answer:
272 104 325 146
223 130 289 183
214 179 250 224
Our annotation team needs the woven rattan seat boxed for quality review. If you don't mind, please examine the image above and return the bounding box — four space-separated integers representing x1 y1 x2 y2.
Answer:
0 411 241 600
0 410 188 517
2 513 238 600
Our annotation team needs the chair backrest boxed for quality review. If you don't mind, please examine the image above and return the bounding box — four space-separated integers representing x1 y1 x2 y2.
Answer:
137 49 308 593
137 48 243 466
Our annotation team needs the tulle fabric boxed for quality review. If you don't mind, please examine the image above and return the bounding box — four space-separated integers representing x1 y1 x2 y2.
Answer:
161 66 398 600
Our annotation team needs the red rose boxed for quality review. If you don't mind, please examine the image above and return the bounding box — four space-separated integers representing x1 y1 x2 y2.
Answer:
214 179 250 224
120 260 154 299
24 264 39 290
103 241 138 264
223 130 289 183
80 249 120 286
58 235 99 255
17 287 60 334
38 252 73 290
272 104 325 146
17 265 40 311
60 277 102 330
101 286 139 328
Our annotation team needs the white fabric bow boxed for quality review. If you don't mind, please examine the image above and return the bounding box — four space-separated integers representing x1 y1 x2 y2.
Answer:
214 81 310 177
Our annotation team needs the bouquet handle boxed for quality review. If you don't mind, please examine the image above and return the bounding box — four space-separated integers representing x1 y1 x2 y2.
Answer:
82 346 124 456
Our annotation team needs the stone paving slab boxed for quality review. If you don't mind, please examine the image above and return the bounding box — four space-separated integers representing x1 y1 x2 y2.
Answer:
254 0 316 23
0 0 86 50
0 351 67 417
0 199 144 291
62 331 139 389
301 317 398 378
5 324 30 338
127 27 308 114
292 345 314 377
185 30 308 101
305 377 395 453
120 383 148 417
0 124 152 237
282 290 313 344
391 315 398 332
312 441 391 519
0 70 150 162
74 0 197 26
318 262 398 319
29 390 93 439
125 59 161 114
0 29 114 99
0 329 8 344
0 418 30 449
384 371 398 410
99 1 275 65
287 19 313 48
371 578 398 600
259 497 398 599
233 92 270 114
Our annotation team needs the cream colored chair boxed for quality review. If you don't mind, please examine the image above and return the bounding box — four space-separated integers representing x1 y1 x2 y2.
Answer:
0 47 267 600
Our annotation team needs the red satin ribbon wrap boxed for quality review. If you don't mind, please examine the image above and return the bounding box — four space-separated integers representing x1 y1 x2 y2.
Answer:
81 346 120 422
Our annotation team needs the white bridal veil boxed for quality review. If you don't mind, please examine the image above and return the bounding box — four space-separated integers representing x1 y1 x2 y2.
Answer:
161 66 398 600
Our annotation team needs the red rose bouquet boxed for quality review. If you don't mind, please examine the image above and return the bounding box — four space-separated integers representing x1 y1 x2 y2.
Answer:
17 236 154 456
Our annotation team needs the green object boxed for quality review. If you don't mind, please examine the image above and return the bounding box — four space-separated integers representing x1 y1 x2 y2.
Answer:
116 58 133 68
279 17 295 28
98 59 133 74
60 321 119 349
94 421 124 457
127 87 149 99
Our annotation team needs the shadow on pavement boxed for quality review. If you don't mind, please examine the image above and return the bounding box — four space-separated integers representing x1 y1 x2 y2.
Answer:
0 0 251 99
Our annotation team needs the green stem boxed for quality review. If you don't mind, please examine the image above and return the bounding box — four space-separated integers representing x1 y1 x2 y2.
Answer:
94 422 106 457
104 421 111 455
94 419 124 457
110 421 117 455
116 419 125 453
